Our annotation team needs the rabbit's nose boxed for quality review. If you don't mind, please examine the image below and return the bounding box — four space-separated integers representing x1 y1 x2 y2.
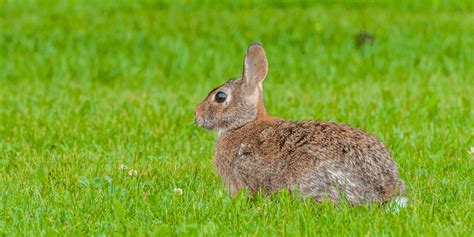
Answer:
194 113 203 126
194 109 203 126
195 106 204 118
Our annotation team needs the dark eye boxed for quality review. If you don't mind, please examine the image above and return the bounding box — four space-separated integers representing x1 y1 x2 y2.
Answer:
215 92 227 103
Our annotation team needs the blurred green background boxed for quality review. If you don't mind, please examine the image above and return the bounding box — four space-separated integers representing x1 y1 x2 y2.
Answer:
0 0 473 235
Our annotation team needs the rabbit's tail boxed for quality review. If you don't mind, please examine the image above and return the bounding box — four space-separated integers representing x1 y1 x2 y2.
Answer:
386 180 407 213
392 196 408 208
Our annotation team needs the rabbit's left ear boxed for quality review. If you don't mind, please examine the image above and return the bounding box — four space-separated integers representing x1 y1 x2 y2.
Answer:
242 42 268 91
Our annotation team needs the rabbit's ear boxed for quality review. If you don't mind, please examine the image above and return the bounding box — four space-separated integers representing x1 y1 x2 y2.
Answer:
242 42 268 91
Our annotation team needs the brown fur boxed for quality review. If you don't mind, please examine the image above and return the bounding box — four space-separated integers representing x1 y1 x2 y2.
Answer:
195 42 406 205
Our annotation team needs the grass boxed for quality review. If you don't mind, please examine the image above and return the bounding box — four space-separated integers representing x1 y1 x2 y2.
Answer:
0 0 473 235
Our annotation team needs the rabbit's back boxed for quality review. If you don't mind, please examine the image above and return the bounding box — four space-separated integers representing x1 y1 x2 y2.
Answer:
215 119 405 204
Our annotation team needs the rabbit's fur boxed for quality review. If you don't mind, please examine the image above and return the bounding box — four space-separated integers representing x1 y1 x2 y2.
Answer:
195 43 406 205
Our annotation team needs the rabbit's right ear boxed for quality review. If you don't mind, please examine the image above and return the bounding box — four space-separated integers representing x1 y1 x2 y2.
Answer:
242 42 268 92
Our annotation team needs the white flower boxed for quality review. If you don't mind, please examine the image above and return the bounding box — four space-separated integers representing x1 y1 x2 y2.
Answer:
119 164 129 170
469 147 474 156
128 169 138 176
174 188 183 196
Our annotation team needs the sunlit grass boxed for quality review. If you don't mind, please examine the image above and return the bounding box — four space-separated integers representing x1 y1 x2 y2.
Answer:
0 0 473 235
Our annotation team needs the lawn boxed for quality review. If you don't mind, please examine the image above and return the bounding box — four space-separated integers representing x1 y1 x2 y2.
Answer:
0 0 473 235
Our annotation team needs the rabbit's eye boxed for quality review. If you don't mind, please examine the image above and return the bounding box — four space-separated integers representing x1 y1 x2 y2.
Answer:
215 92 227 103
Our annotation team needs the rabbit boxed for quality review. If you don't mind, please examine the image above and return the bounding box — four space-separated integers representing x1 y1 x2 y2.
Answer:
194 42 406 206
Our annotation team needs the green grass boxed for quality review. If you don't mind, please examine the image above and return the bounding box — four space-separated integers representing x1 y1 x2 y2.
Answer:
1 0 473 235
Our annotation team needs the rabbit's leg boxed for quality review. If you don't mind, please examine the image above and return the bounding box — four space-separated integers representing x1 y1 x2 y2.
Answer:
231 143 287 194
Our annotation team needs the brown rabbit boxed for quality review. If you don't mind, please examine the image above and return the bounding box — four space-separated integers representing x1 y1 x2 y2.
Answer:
195 42 406 206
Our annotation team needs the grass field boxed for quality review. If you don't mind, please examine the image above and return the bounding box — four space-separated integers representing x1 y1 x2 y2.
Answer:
1 0 473 235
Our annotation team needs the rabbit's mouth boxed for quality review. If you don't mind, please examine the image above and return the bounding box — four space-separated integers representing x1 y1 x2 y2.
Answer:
195 115 213 130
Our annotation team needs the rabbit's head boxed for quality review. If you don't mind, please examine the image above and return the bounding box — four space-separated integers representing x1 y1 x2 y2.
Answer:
195 42 268 133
